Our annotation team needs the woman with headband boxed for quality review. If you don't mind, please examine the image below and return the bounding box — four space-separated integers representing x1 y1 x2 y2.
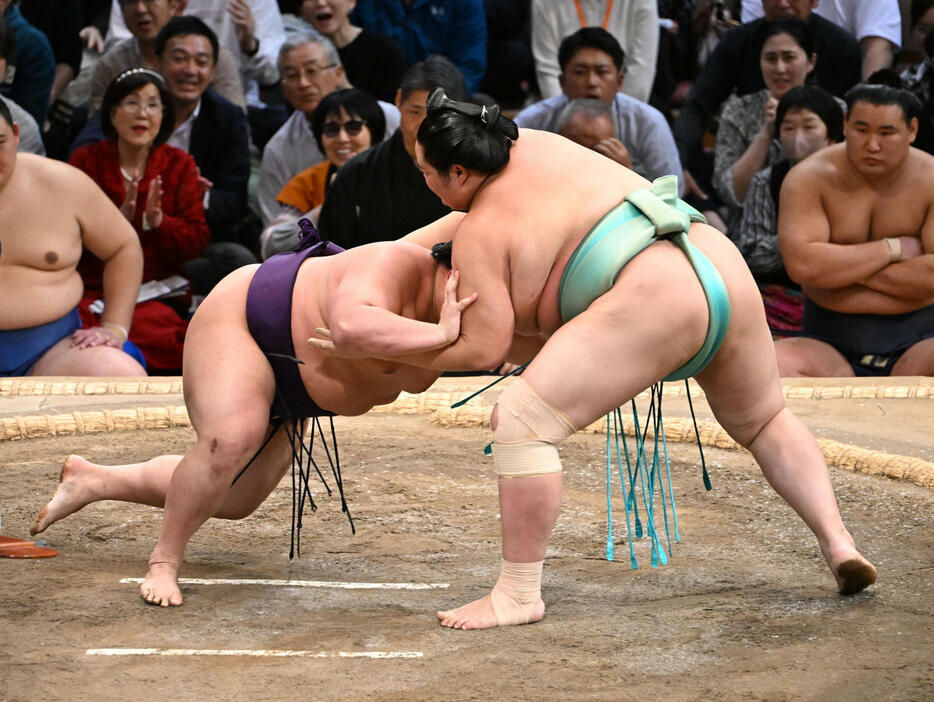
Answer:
69 67 209 372
315 88 877 629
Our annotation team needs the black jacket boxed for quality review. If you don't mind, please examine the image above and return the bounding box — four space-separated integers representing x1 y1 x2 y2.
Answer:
317 129 450 249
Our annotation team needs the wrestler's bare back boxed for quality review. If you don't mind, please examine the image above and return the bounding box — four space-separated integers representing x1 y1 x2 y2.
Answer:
192 243 443 417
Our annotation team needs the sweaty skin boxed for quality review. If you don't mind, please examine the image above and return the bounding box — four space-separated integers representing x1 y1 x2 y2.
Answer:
32 239 474 607
332 127 876 629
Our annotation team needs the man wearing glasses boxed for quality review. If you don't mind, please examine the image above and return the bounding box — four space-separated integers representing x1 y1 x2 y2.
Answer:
88 0 246 115
257 33 399 225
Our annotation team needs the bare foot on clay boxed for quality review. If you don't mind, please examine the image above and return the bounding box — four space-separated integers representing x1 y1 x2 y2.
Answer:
437 591 545 630
31 455 99 535
825 542 877 595
141 561 183 607
834 557 877 595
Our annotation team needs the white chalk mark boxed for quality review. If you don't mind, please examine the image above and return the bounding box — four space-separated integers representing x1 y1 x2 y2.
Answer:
119 577 449 590
87 648 423 658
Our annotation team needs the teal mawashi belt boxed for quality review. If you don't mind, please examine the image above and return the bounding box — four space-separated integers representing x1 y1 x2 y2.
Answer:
557 175 731 381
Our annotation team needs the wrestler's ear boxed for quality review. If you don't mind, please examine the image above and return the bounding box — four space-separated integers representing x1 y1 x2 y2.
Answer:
908 116 919 143
451 164 469 185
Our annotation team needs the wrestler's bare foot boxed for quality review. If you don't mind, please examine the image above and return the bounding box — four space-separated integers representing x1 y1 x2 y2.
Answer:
437 593 545 630
824 540 877 595
30 455 99 535
140 561 183 607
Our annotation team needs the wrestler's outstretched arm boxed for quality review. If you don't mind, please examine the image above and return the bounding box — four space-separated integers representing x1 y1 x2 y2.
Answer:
308 244 477 358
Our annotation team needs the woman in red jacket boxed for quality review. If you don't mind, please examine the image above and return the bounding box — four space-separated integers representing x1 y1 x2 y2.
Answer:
69 68 209 372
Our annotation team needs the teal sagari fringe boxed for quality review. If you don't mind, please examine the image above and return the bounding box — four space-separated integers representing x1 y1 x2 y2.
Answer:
605 379 711 569
453 372 712 569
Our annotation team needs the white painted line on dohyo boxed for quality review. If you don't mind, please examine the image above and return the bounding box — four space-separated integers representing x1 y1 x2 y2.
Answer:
87 649 423 658
120 577 449 590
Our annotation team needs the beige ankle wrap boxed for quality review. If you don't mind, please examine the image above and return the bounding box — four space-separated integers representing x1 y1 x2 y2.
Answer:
490 558 544 626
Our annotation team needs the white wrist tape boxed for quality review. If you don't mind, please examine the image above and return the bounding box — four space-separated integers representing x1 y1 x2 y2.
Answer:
884 237 901 263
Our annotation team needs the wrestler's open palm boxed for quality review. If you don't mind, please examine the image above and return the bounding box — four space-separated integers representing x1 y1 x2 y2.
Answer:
439 270 478 344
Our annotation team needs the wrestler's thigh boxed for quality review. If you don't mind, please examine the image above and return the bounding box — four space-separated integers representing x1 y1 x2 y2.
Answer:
891 337 934 375
522 258 709 428
182 266 276 450
691 250 789 445
31 337 146 376
773 337 854 377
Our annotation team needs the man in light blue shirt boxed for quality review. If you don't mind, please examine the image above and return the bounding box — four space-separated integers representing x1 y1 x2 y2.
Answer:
515 27 683 194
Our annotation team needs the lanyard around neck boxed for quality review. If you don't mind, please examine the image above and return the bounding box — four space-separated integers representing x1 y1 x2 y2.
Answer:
574 0 614 29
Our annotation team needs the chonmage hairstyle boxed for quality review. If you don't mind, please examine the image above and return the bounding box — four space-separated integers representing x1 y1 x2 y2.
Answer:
101 68 176 146
417 88 519 175
845 77 923 125
430 241 453 268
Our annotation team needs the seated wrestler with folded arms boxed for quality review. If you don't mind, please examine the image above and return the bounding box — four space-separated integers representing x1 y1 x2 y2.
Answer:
775 82 934 376
31 220 480 607
0 100 146 377
314 89 877 630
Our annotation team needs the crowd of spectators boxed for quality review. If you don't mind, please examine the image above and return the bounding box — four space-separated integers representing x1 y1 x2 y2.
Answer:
1 0 932 379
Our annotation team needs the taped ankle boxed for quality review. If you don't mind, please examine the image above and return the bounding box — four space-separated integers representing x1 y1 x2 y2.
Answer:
490 558 543 626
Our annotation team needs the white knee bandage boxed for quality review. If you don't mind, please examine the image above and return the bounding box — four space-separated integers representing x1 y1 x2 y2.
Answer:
492 378 577 478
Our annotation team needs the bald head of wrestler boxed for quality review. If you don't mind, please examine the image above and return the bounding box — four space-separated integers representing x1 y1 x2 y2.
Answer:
0 99 145 377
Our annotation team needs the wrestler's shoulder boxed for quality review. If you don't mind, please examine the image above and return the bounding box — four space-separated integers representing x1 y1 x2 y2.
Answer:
17 153 96 190
907 146 934 175
786 145 843 185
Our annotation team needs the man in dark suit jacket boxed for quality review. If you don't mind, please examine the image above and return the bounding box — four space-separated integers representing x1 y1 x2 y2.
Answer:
70 21 250 247
672 0 862 190
154 17 250 245
154 16 254 294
